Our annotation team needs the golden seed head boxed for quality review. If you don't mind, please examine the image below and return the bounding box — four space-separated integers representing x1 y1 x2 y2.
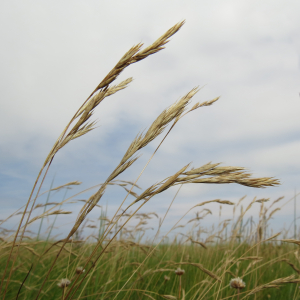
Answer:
57 278 71 289
76 266 85 274
230 277 246 289
175 267 185 276
164 275 170 281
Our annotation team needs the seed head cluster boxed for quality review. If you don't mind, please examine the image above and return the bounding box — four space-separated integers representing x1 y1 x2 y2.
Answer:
175 267 185 276
230 277 246 289
57 278 71 289
76 266 85 274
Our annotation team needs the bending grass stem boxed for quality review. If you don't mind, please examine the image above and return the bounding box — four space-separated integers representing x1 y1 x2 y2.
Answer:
65 119 180 298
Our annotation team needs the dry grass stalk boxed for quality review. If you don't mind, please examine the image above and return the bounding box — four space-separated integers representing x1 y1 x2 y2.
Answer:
236 195 246 207
194 199 235 208
237 256 263 262
205 235 222 243
277 259 300 274
188 210 212 224
23 247 40 257
188 96 220 112
179 163 279 188
264 232 281 242
173 262 221 282
76 200 101 208
266 208 281 222
243 260 262 275
255 198 270 203
143 293 156 300
32 181 82 200
226 270 237 277
121 87 200 166
161 295 177 299
245 275 299 297
190 239 207 249
34 202 60 209
280 239 300 246
137 269 174 282
150 268 174 274
181 289 185 300
1 241 43 250
270 196 285 208
26 210 72 226
132 164 191 204
50 181 82 191
233 197 257 232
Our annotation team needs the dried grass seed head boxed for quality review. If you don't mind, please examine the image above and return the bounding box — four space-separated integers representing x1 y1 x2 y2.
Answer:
120 87 199 165
57 278 71 288
230 277 246 289
175 267 185 276
76 266 85 274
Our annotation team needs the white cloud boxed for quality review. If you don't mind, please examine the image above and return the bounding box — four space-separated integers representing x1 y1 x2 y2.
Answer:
1 0 300 239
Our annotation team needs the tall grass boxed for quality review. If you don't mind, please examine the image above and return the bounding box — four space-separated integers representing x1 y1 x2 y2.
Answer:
2 20 297 300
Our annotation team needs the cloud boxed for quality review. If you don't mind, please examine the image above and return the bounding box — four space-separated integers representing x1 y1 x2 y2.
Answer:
1 0 300 239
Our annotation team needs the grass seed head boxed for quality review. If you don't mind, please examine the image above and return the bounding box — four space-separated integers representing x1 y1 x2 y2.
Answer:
230 277 246 289
175 267 185 276
76 266 85 274
57 278 71 288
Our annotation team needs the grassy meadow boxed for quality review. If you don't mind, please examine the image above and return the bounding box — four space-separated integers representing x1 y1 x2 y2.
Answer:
1 20 299 299
2 201 300 300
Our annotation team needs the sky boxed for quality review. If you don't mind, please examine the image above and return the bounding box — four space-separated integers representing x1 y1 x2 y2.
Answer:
0 0 300 240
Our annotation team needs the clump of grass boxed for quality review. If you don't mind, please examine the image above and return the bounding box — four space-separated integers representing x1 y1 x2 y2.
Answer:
0 20 287 300
2 196 300 299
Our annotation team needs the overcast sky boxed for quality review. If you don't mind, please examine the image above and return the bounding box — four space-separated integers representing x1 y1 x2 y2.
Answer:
1 0 300 239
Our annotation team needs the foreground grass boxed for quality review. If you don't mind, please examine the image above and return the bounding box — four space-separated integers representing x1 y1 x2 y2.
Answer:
1 239 300 299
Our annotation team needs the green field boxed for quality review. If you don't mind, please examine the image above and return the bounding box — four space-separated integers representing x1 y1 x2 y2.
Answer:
1 224 300 299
